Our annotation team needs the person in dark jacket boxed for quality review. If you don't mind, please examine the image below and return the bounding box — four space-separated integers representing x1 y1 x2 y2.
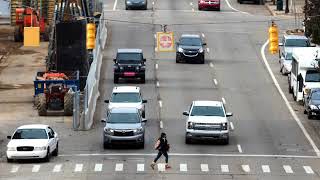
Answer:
151 132 170 170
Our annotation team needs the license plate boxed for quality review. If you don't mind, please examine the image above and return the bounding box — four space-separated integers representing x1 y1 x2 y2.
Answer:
124 72 136 76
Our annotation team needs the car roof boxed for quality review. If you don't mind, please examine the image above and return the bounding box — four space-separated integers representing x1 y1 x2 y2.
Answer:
193 101 223 107
181 34 201 38
112 86 140 93
17 124 48 129
110 107 139 113
283 34 308 40
117 49 143 53
292 47 320 67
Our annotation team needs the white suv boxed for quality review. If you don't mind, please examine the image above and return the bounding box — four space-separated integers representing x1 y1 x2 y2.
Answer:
105 86 147 118
183 101 233 144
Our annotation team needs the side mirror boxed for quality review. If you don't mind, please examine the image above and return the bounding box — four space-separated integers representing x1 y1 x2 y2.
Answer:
101 119 106 123
203 42 207 46
142 100 147 103
142 118 147 123
7 136 11 139
183 111 189 116
49 135 54 139
113 59 116 63
143 58 146 62
104 100 109 103
226 112 233 117
279 43 283 46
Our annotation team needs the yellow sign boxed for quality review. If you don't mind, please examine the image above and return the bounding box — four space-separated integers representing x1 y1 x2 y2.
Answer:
24 27 40 47
156 32 174 52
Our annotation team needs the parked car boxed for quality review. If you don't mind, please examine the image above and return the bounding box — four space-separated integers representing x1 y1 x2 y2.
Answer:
238 0 262 4
6 124 59 162
183 101 233 144
304 88 320 119
198 0 220 11
104 86 147 118
279 52 293 75
279 34 312 58
113 49 146 83
125 0 147 10
176 34 206 64
102 107 147 148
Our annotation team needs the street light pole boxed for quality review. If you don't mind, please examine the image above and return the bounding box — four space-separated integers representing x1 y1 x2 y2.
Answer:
285 0 289 13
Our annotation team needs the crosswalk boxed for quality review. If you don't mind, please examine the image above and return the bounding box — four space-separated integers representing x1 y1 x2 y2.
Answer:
5 163 317 175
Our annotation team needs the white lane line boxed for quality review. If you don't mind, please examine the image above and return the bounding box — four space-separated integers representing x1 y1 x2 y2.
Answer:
32 165 41 172
192 8 195 12
283 165 294 174
154 34 156 39
74 164 83 172
237 144 243 153
155 47 158 52
115 163 123 171
224 0 250 14
209 62 214 68
221 165 229 172
222 97 226 104
156 81 160 87
53 164 62 172
10 165 19 173
242 165 250 173
180 164 188 172
190 2 193 5
94 164 103 172
202 33 205 38
160 120 163 129
113 0 118 10
159 100 162 108
230 122 234 130
201 164 209 172
155 63 158 69
158 163 165 171
261 40 320 157
206 48 210 53
262 165 270 173
303 166 314 174
137 164 144 172
213 79 218 85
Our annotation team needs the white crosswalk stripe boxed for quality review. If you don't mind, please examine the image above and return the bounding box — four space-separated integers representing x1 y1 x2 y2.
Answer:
221 165 229 173
137 164 144 172
242 165 250 173
283 165 294 174
10 165 19 173
32 165 41 172
303 166 314 174
94 164 103 172
158 163 165 172
180 164 187 172
74 164 83 172
200 164 209 172
262 165 270 173
53 164 62 172
115 163 123 171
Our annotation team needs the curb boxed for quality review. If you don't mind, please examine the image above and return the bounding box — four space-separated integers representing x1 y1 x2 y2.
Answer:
265 3 276 16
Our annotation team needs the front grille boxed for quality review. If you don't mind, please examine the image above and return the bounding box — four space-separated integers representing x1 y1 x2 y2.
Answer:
183 49 198 56
194 123 222 131
122 66 136 71
17 146 34 151
114 130 134 136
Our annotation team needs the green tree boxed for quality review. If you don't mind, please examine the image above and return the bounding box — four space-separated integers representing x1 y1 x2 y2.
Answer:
304 0 320 44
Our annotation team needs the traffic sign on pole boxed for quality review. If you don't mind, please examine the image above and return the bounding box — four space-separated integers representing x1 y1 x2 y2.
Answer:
156 32 174 52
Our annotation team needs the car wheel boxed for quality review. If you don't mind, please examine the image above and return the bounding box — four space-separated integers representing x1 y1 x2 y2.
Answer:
52 143 58 156
43 148 50 162
176 56 180 63
288 84 293 94
140 75 146 83
139 141 145 149
239 0 243 4
7 157 13 163
142 111 145 118
185 137 191 144
308 112 313 119
114 75 119 83
222 137 229 145
304 109 307 114
198 6 202 10
200 57 205 64
216 7 220 11
103 142 110 149
144 5 147 10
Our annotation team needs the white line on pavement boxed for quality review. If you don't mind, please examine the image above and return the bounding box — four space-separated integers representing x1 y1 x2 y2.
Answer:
137 164 144 171
159 100 162 108
53 164 62 172
115 163 123 171
32 165 41 172
160 120 163 129
221 165 229 172
94 164 103 172
74 164 83 172
303 166 314 174
224 0 250 14
262 165 270 173
283 165 293 174
206 48 210 52
113 0 118 10
213 79 218 85
201 164 209 172
261 40 320 156
192 8 195 12
202 33 205 38
158 163 165 171
155 63 158 69
10 165 19 173
222 97 226 104
209 62 214 68
242 165 250 173
154 34 156 39
230 122 234 130
155 47 158 52
156 81 160 87
237 144 243 153
180 164 188 172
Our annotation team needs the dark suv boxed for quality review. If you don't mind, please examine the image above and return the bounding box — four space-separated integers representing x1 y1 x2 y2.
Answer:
113 49 146 83
176 34 206 64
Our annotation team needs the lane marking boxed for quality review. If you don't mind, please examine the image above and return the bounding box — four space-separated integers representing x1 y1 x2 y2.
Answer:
221 165 229 172
10 165 19 173
261 40 320 157
154 34 156 39
283 165 293 174
230 122 234 130
206 48 210 53
113 0 118 10
222 97 226 104
180 164 188 172
201 164 209 172
209 62 214 68
159 100 162 108
155 47 158 52
32 165 41 172
94 164 103 172
192 8 195 12
213 79 218 85
262 165 270 173
160 120 163 129
156 81 160 87
237 144 243 153
115 163 123 171
303 166 314 174
158 163 165 171
242 165 250 173
53 164 62 172
202 33 205 38
137 164 144 171
224 0 250 14
74 164 83 172
155 63 158 69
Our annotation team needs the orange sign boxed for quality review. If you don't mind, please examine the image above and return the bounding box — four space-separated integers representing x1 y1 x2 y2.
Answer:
156 32 174 52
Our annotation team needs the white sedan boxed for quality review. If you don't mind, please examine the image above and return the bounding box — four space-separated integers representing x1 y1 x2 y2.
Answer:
6 124 59 162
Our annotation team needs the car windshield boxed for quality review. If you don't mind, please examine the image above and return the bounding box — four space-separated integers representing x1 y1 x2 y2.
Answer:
180 37 202 46
285 39 309 47
12 129 48 139
305 70 320 82
285 53 293 60
108 113 140 123
191 106 225 117
117 53 142 64
111 93 141 103
311 91 320 100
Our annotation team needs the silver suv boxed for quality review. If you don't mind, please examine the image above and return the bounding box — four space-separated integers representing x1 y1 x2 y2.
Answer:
102 107 147 148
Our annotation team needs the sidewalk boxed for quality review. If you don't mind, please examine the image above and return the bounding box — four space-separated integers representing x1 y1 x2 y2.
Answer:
265 0 305 17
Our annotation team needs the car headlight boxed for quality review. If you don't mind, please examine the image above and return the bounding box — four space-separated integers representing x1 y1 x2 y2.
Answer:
141 0 146 4
187 122 194 129
119 66 124 70
127 1 132 4
34 146 47 151
133 127 143 133
178 47 183 53
136 66 140 70
198 47 204 53
304 88 311 96
7 147 16 151
310 105 318 110
221 122 228 130
104 127 114 134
